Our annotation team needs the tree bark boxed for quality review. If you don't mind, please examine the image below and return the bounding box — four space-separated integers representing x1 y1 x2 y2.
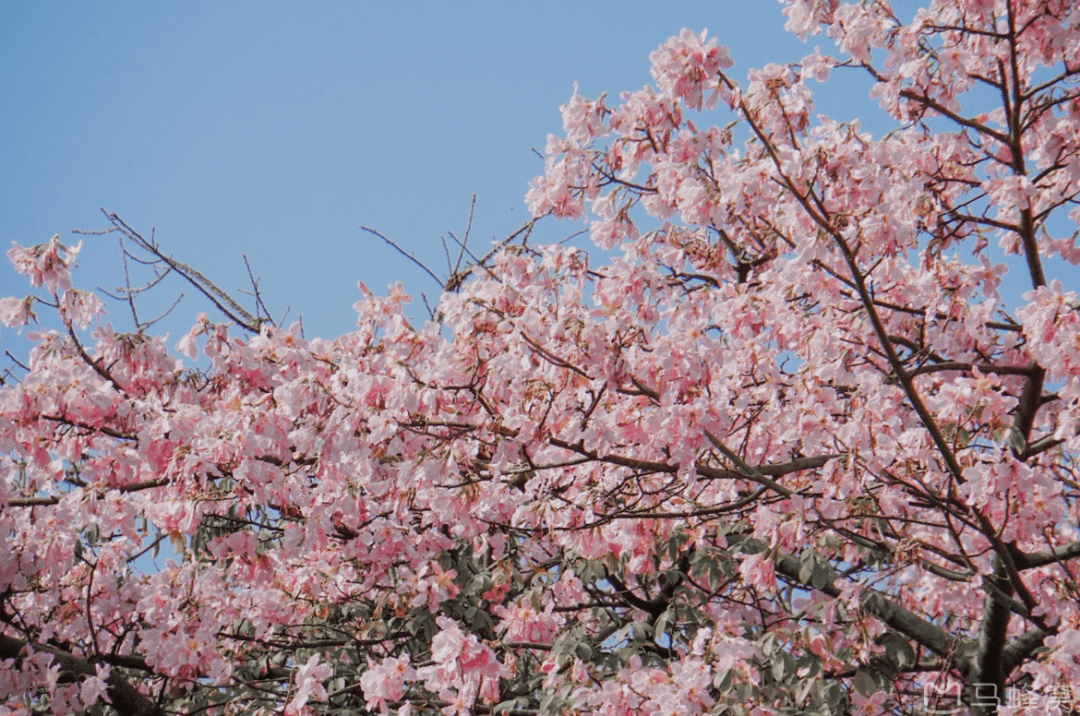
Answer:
0 634 161 716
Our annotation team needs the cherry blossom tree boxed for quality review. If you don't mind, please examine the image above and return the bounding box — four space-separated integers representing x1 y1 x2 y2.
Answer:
3 1 1080 715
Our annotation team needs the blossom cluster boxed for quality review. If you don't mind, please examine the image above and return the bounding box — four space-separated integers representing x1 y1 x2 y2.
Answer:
4 1 1080 714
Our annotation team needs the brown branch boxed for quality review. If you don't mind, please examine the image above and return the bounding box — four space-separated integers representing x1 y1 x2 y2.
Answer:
360 225 445 289
0 634 161 716
547 436 838 486
103 211 263 333
773 555 973 676
7 478 169 508
907 361 1036 378
1014 540 1080 570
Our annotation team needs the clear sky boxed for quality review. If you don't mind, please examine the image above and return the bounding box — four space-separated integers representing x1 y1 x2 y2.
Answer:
2 1 888 348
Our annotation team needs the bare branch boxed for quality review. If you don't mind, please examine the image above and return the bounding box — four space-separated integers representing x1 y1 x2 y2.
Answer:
360 225 446 289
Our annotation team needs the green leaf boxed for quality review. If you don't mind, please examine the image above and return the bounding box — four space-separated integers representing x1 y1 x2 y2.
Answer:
660 568 682 586
630 621 652 642
853 669 878 697
467 572 492 595
713 669 734 693
470 608 494 632
795 652 821 678
1008 425 1027 454
824 682 846 712
654 611 670 637
771 654 786 681
770 650 796 683
878 631 916 669
810 562 831 591
799 555 814 583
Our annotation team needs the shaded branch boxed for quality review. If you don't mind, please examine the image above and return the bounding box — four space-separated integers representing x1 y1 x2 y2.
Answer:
1014 540 1080 569
773 555 974 676
0 634 161 716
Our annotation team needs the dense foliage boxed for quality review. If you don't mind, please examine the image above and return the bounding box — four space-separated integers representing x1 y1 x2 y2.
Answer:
3 1 1080 714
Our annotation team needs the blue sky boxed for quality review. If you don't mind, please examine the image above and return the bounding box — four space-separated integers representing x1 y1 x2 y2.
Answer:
3 1 886 348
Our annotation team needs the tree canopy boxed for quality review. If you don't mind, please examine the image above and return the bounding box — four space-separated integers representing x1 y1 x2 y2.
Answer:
3 1 1080 715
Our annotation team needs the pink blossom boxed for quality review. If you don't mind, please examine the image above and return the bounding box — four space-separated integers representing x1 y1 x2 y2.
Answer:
360 655 414 714
79 664 112 709
562 85 609 144
59 289 104 329
6 236 81 294
649 29 733 110
4 4 1080 715
287 654 333 714
430 616 467 664
0 296 36 328
738 552 777 591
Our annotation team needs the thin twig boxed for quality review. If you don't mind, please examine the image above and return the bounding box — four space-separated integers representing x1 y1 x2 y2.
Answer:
99 211 264 332
242 254 275 328
360 225 445 289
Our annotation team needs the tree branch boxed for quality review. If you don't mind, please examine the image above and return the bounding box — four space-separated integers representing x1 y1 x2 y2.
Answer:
0 634 161 716
773 555 973 676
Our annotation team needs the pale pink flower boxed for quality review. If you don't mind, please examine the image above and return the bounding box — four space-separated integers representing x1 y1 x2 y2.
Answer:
59 289 104 329
360 655 414 714
6 236 81 294
286 654 333 714
562 85 609 144
79 664 112 709
0 296 36 328
430 616 466 663
649 29 733 110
